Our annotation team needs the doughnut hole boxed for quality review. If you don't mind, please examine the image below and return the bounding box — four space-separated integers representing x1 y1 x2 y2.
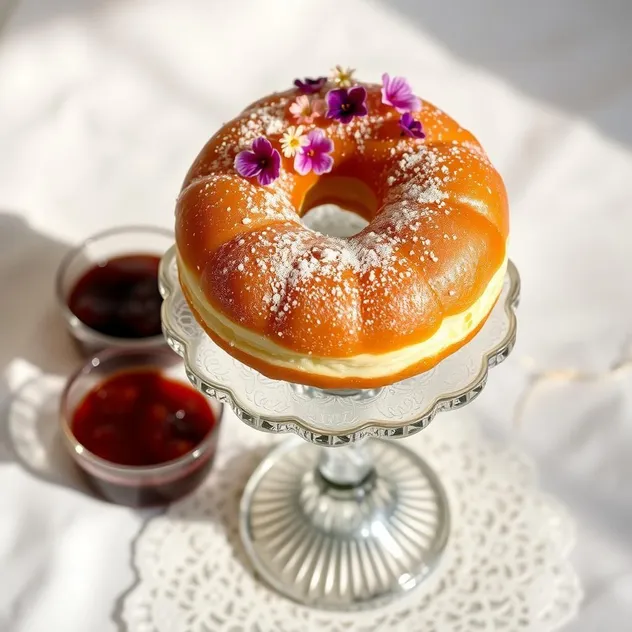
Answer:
203 225 307 332
270 261 363 357
299 175 379 223
359 249 443 355
176 85 509 375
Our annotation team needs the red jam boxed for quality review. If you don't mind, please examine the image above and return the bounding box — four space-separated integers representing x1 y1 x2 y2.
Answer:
71 369 219 505
67 254 162 339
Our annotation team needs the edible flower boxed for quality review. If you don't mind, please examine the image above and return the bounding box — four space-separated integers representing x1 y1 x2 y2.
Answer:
294 129 334 176
399 112 425 139
289 95 326 124
326 86 368 124
381 73 421 113
280 125 308 158
234 136 281 186
331 65 355 88
294 76 327 94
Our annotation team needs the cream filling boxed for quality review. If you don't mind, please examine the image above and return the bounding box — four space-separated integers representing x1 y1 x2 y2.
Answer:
179 255 507 379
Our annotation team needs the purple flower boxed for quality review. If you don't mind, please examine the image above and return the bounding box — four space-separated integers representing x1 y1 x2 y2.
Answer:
294 129 334 176
399 112 425 139
234 136 281 186
325 86 368 124
381 73 421 113
294 76 327 94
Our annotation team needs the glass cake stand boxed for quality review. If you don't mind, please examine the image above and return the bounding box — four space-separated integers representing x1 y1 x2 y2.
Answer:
159 246 520 610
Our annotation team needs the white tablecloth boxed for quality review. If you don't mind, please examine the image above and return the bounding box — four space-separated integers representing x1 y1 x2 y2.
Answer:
0 1 631 630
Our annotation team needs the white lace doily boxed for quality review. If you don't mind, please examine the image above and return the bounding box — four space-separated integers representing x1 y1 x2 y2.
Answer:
121 416 582 632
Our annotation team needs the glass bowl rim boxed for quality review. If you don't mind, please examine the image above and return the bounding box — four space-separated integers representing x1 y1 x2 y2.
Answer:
59 345 223 478
55 224 174 348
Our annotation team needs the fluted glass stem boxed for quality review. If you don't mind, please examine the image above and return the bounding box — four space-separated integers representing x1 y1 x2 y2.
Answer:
318 439 374 487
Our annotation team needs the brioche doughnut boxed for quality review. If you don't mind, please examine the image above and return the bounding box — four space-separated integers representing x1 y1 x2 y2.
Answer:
175 70 509 389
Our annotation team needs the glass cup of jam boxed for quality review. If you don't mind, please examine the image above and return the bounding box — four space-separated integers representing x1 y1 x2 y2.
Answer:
56 226 173 354
60 347 223 506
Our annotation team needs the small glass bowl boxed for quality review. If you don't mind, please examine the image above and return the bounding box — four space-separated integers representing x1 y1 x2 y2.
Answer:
60 347 223 506
56 225 174 354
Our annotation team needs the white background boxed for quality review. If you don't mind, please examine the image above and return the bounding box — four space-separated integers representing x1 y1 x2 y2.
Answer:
0 0 631 630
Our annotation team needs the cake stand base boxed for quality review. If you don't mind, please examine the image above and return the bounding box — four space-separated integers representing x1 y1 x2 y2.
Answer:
240 438 450 609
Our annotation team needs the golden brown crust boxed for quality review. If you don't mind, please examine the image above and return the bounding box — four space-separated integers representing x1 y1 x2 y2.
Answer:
181 275 496 389
175 81 509 386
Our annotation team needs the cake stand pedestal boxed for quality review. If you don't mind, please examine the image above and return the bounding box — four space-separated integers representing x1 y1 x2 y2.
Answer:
159 247 519 609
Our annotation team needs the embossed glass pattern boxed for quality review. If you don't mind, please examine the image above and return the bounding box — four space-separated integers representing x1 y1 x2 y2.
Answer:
159 246 519 443
159 244 521 608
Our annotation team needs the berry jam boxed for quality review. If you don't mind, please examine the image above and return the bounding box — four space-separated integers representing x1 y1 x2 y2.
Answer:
67 254 162 339
71 369 219 506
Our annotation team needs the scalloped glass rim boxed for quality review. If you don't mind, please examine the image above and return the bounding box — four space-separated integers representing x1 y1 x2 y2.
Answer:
159 246 519 444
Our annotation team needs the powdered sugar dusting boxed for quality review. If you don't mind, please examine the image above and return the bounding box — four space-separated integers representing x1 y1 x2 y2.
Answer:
185 82 504 352
204 96 291 173
206 112 469 333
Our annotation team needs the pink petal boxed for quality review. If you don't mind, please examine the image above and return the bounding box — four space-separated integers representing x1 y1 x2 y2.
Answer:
294 152 312 175
348 86 367 105
252 136 273 157
258 169 276 186
381 73 421 112
258 148 280 185
389 76 407 95
393 96 420 113
234 150 261 178
270 148 281 170
308 129 333 153
311 153 334 175
381 73 392 101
